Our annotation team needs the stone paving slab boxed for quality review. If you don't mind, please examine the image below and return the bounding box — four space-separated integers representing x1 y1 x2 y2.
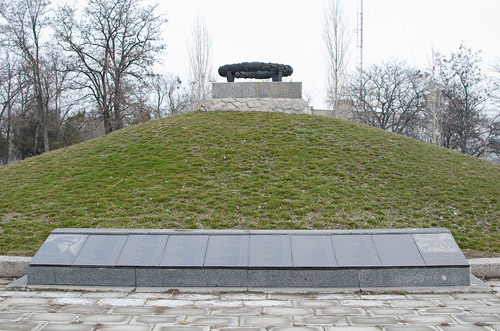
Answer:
0 279 500 330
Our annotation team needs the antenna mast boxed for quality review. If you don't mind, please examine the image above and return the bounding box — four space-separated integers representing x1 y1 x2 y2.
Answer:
357 0 364 110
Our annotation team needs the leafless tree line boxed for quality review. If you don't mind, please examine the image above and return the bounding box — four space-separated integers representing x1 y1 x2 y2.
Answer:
340 45 500 160
323 0 500 160
0 0 201 164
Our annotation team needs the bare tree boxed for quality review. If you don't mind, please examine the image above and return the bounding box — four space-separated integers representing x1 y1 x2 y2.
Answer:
41 46 83 149
480 114 500 160
490 61 500 160
0 0 51 152
323 0 350 118
348 60 426 136
55 0 167 134
187 14 214 107
435 44 489 156
494 64 500 105
149 74 191 118
0 52 21 164
422 50 446 146
10 70 37 158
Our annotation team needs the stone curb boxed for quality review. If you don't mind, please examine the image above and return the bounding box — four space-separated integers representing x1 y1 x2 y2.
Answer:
0 256 31 278
1 256 499 279
469 258 500 279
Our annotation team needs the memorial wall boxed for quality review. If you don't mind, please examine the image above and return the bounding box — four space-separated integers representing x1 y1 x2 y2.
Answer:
27 228 471 288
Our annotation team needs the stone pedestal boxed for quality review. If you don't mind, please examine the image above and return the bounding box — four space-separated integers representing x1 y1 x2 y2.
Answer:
199 98 311 115
212 82 302 99
201 82 310 114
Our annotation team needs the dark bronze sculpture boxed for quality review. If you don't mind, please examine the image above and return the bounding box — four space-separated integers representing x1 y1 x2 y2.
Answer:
218 62 293 82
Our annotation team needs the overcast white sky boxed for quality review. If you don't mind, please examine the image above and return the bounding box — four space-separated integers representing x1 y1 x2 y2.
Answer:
156 0 500 109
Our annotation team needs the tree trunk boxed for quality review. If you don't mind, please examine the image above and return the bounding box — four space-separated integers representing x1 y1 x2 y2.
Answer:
103 106 113 134
113 99 123 131
5 103 11 164
334 78 339 118
113 77 123 131
460 133 468 154
34 124 39 155
42 119 49 153
36 92 49 153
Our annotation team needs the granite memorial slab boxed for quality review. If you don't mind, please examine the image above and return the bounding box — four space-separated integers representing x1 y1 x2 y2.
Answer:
72 235 127 266
291 235 337 267
27 228 471 288
413 233 468 265
331 234 381 266
371 234 425 266
160 235 208 267
30 234 87 266
117 235 168 267
249 235 292 267
204 235 249 267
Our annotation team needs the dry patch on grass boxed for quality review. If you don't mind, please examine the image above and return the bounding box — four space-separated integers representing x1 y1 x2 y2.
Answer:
1 212 22 222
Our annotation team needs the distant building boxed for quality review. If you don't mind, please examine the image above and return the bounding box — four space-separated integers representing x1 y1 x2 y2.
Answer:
311 100 354 120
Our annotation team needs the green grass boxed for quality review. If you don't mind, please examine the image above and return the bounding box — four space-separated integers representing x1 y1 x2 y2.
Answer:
1 111 499 256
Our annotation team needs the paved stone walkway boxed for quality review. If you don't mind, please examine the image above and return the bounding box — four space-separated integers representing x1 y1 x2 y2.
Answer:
0 279 499 331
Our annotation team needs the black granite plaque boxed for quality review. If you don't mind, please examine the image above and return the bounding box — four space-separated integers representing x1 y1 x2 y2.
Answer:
204 235 249 267
249 235 292 267
413 233 468 265
161 235 208 267
72 235 127 266
291 235 337 267
117 235 168 266
331 234 381 266
30 234 88 266
372 234 425 266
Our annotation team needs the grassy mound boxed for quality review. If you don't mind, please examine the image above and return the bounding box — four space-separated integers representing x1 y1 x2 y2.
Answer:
0 111 499 256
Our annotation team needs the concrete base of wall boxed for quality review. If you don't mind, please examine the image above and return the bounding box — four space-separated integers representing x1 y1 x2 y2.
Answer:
200 98 311 115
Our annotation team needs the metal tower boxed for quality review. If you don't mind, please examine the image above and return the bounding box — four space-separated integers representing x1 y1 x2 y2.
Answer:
357 0 364 109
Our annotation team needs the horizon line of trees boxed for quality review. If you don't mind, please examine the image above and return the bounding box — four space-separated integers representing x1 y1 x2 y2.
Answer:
2 0 499 165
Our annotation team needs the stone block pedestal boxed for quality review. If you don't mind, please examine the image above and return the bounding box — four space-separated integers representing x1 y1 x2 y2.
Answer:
199 98 311 114
202 82 310 114
212 82 302 99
